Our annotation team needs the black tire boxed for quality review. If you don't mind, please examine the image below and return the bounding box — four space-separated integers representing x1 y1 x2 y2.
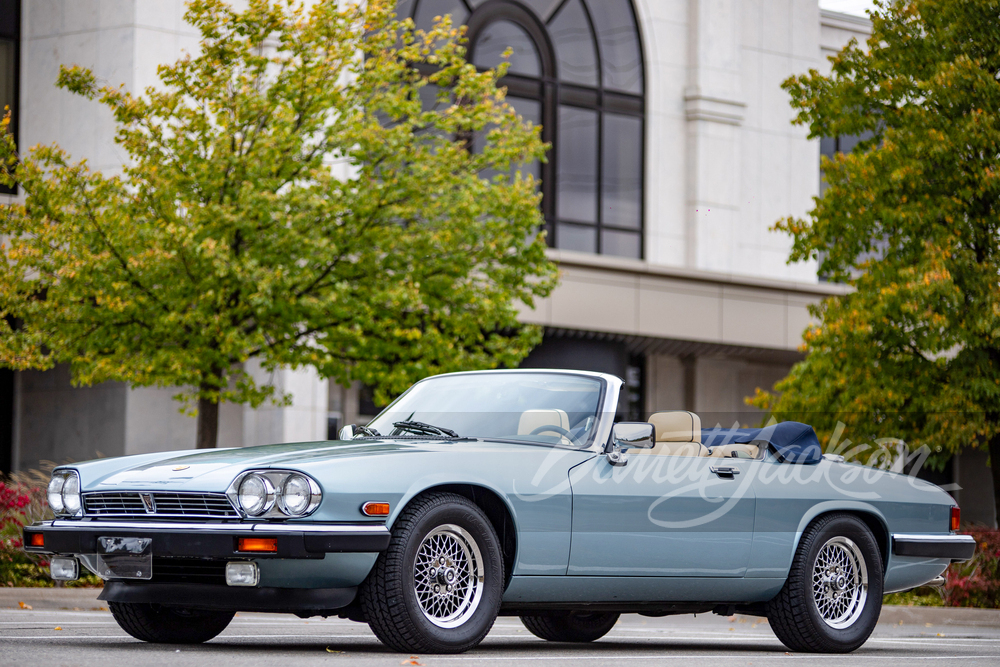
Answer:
767 513 883 653
108 601 234 644
360 492 504 653
520 612 620 642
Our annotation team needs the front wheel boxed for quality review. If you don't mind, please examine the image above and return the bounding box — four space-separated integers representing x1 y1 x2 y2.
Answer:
767 513 883 653
520 612 620 642
360 492 504 653
108 601 234 644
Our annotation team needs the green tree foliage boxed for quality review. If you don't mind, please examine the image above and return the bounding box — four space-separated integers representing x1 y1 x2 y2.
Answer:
752 0 1000 520
0 0 555 448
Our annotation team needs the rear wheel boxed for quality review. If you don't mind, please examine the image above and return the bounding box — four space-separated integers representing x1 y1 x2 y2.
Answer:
520 612 620 642
360 492 504 653
108 601 234 644
767 513 883 653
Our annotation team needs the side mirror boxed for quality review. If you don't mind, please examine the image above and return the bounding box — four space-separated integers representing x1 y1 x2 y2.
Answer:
606 422 656 466
338 424 356 440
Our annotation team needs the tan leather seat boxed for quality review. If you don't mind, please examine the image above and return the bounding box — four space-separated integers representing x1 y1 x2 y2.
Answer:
709 443 760 459
643 411 709 457
518 409 570 439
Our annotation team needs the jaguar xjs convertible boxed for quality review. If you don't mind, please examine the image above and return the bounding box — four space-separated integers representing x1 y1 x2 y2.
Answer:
24 369 974 654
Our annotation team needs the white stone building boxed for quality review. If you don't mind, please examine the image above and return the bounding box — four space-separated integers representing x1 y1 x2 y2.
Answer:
0 0 993 525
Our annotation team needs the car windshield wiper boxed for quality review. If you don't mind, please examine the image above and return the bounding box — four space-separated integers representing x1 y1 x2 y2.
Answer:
392 420 460 438
355 425 381 437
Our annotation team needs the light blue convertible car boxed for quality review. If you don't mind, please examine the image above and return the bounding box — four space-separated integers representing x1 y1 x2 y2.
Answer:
24 369 974 654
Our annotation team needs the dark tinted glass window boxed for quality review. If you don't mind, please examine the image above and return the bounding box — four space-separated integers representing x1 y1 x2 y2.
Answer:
549 0 598 87
401 0 644 259
556 105 598 223
602 113 643 229
473 20 541 76
415 0 469 28
584 0 644 94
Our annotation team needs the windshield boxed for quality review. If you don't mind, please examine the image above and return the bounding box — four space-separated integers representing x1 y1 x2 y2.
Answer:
366 373 605 447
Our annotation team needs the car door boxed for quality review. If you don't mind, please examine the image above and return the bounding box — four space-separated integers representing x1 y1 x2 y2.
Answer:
567 450 757 577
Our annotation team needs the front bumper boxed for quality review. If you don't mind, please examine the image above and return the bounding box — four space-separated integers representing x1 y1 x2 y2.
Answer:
98 581 358 613
892 533 977 562
23 520 391 559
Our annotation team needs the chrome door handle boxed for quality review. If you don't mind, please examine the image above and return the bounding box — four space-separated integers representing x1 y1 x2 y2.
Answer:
710 466 740 478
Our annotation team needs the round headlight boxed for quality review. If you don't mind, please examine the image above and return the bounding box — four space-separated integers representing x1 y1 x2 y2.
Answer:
238 474 273 516
47 475 65 514
61 474 81 514
280 474 312 516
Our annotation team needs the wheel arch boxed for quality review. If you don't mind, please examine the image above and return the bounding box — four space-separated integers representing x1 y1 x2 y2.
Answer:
392 483 518 590
791 502 891 573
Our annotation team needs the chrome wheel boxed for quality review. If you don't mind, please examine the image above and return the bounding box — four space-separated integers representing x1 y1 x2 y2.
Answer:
812 536 869 629
413 524 485 629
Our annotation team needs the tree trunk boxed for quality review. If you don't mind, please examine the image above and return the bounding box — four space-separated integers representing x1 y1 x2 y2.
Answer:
989 432 1000 529
196 395 219 449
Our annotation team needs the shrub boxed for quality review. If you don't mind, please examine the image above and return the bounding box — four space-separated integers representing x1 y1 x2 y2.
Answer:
0 475 51 586
884 528 1000 609
1 468 101 587
944 528 1000 608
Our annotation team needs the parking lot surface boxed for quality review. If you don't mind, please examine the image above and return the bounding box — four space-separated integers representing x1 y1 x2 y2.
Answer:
2 596 1000 667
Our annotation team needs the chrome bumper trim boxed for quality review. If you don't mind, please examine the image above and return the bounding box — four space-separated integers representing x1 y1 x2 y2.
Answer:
43 519 387 534
892 533 976 561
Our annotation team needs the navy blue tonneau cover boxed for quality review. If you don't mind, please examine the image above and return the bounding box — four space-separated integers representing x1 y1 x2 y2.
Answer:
701 422 823 464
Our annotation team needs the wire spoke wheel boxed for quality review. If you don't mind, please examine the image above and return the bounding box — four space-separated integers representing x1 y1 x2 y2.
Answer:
811 536 869 630
412 523 485 629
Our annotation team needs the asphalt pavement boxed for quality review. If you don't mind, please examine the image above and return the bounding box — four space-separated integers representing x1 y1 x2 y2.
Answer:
2 589 999 666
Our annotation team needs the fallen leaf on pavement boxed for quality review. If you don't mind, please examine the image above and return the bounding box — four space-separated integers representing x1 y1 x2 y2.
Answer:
18 601 32 610
326 647 343 653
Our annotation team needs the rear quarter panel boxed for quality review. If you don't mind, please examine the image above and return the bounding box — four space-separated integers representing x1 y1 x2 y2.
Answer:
748 457 954 592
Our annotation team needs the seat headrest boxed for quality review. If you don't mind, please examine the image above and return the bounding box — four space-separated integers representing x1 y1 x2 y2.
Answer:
648 411 702 443
518 409 570 436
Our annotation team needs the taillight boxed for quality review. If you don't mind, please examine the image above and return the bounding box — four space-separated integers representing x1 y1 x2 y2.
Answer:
950 506 961 531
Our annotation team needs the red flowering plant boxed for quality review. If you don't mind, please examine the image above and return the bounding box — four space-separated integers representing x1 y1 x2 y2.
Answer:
1 466 101 587
943 528 1000 608
884 528 1000 609
0 468 52 586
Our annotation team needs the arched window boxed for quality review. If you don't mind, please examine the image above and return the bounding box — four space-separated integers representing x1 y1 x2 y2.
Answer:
396 0 646 259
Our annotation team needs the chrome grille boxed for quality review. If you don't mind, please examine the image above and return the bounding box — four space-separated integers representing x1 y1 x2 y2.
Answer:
83 492 238 519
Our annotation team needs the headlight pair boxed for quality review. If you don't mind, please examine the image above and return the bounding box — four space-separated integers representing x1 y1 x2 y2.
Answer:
47 470 82 517
228 471 321 518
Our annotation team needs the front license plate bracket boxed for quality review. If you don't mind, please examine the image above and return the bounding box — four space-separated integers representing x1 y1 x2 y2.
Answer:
97 537 153 580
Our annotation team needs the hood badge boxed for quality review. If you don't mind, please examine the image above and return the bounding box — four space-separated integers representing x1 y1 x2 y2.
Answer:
140 493 156 514
171 465 190 471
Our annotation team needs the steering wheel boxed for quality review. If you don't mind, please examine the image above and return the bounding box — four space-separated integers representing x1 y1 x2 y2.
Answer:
528 424 579 445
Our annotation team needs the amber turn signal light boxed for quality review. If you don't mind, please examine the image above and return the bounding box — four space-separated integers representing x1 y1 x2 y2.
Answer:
237 537 277 553
28 533 44 548
362 502 390 517
951 506 961 531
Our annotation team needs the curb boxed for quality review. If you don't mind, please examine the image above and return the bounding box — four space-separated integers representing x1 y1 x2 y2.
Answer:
878 604 1000 628
0 587 106 611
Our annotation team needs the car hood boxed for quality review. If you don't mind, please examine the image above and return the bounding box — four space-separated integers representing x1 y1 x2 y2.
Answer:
83 438 577 492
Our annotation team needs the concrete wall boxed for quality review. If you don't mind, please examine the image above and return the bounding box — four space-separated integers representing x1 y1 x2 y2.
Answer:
14 365 126 470
20 0 198 176
523 250 847 353
634 0 824 282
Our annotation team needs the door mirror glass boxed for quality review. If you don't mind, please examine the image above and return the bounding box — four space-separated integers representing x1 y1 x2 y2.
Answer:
611 422 655 451
338 424 356 440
